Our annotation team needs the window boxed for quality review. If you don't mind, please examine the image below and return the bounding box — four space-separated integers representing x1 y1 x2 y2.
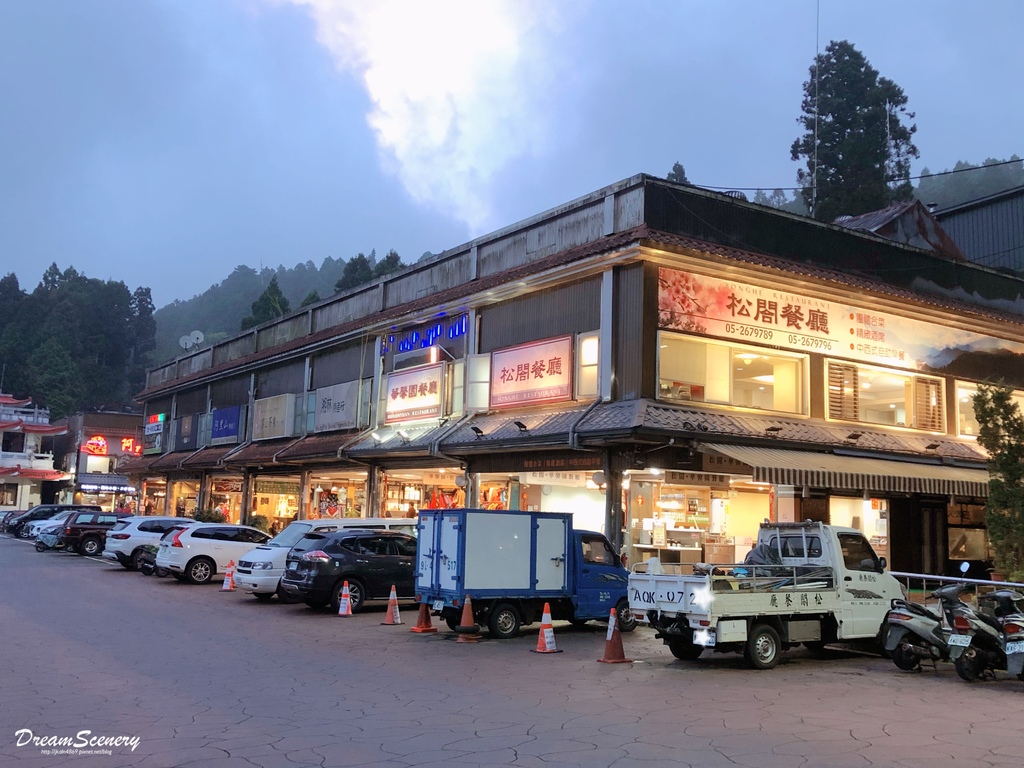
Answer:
838 533 879 572
956 381 1024 438
826 360 944 431
96 515 119 525
658 332 806 414
393 536 417 557
576 332 600 399
767 536 822 558
73 514 97 525
358 536 393 555
0 483 16 506
580 535 615 565
190 528 215 540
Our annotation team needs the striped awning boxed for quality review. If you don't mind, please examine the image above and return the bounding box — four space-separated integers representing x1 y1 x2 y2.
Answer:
700 443 990 498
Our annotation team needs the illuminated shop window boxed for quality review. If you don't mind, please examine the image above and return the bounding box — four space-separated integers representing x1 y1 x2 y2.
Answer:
657 332 806 414
956 381 1024 438
577 332 600 399
466 354 491 412
826 360 943 431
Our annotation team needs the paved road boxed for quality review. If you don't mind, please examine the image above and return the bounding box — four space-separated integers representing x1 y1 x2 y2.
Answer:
2 534 1023 768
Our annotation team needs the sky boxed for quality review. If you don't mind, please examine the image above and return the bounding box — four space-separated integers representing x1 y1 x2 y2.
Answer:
1 1 1022 308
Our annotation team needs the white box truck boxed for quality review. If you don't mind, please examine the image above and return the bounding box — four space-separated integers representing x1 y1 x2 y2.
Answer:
629 521 904 668
416 508 636 639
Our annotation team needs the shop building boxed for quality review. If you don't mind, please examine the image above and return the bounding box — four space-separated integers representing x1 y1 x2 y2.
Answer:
123 175 1024 577
0 394 69 510
52 410 143 511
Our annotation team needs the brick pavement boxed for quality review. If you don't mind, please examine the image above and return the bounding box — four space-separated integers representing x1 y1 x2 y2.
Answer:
1 534 1023 768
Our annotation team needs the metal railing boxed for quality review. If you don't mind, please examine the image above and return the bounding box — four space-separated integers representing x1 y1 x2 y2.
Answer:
889 570 1024 610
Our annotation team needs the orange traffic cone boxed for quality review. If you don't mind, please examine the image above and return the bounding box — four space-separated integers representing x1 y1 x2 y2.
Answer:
410 602 438 634
220 560 236 592
531 602 561 654
337 581 353 617
597 607 633 663
381 584 402 625
454 595 480 643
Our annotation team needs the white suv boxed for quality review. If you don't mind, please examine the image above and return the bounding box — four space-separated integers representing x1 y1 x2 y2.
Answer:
156 523 270 584
237 518 416 601
103 516 196 570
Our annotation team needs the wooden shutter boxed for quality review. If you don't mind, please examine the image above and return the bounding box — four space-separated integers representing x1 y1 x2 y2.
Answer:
914 378 944 432
827 363 859 421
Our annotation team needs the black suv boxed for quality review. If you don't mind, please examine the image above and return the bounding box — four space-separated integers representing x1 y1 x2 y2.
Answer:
61 510 132 556
281 529 417 612
4 504 101 539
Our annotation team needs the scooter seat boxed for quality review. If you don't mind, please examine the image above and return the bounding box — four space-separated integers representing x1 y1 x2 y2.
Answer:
899 601 941 621
977 611 1004 633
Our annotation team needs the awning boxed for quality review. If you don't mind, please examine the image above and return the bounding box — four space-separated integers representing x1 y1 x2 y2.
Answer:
700 443 990 498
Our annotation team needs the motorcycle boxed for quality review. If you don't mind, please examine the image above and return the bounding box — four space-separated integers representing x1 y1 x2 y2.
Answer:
136 544 170 578
884 580 967 670
949 587 1024 683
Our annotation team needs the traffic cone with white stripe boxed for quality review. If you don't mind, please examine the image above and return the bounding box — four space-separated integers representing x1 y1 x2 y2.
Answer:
337 581 353 617
530 602 561 653
220 560 236 592
381 584 402 625
597 607 633 663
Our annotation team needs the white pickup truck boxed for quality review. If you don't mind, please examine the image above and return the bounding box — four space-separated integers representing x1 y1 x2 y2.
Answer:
628 521 904 669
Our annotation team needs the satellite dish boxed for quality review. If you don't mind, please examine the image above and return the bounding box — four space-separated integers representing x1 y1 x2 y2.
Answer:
189 330 205 347
179 335 192 350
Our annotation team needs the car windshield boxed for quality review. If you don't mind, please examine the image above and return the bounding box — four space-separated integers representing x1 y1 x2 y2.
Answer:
265 523 313 548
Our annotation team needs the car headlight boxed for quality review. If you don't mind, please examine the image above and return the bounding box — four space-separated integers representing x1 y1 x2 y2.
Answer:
251 562 274 570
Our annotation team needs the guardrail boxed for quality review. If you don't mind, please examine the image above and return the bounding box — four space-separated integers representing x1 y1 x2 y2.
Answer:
889 570 1024 610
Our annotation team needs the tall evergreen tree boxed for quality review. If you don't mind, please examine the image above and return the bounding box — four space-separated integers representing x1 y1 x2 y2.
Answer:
334 253 374 293
791 40 918 222
373 249 405 279
241 276 290 330
666 162 690 184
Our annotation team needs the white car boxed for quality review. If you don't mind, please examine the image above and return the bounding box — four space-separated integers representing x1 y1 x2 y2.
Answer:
156 523 270 584
25 510 76 539
103 516 196 570
236 518 416 601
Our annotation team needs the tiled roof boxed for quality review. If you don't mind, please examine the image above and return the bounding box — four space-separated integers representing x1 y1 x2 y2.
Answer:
440 404 596 452
220 438 302 466
180 444 240 468
148 451 198 471
275 432 360 462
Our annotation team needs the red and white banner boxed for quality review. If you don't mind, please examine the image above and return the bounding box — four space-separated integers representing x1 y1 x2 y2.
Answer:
384 363 444 423
489 336 573 409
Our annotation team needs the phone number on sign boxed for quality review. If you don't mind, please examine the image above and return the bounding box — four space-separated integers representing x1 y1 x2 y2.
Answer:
787 334 832 350
724 323 774 340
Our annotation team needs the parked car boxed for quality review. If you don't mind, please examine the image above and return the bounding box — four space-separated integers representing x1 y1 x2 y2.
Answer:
24 509 77 539
280 529 417 612
5 504 102 538
1 510 20 531
103 516 197 570
156 523 271 584
61 510 133 556
237 518 418 602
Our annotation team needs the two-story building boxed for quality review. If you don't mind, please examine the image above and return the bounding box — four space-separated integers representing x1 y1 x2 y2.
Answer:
0 394 69 511
119 174 1024 578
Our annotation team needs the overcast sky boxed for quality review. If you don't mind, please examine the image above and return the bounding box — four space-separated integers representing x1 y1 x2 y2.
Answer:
2 1 1021 308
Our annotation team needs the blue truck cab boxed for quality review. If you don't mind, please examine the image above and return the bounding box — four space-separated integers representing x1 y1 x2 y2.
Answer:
416 508 636 639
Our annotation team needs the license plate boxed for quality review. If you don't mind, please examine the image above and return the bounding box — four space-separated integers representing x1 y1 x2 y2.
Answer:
693 629 716 647
433 599 445 611
1006 640 1024 654
948 634 972 647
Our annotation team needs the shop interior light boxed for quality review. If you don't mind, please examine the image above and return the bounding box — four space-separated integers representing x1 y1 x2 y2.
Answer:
471 426 485 438
513 420 529 433
314 485 323 493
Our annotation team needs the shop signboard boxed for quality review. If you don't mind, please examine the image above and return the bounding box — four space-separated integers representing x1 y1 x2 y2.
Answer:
384 363 444 424
524 471 590 488
175 414 198 451
314 380 360 433
143 414 166 455
211 406 242 445
469 450 603 475
213 479 243 494
82 435 109 455
253 394 296 440
254 480 301 495
658 266 1024 372
489 335 573 409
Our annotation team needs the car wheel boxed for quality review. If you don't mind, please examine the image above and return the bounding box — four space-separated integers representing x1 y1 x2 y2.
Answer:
129 549 146 571
253 592 274 602
185 557 215 585
890 641 922 671
745 624 782 670
488 603 522 639
615 598 637 633
332 579 365 613
18 527 32 539
79 537 102 557
667 637 705 660
276 583 301 604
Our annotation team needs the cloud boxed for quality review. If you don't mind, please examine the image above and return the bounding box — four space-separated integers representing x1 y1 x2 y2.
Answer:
284 0 566 231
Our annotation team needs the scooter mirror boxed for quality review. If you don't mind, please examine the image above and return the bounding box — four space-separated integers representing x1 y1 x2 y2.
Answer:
960 562 970 575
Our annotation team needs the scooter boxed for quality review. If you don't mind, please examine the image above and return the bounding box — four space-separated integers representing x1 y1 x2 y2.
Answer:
949 587 1024 683
136 544 170 578
884 580 967 670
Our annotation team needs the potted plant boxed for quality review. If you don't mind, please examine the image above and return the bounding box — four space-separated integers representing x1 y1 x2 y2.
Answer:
972 384 1024 582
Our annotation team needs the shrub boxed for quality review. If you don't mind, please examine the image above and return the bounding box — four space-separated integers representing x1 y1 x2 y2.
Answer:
193 508 227 523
